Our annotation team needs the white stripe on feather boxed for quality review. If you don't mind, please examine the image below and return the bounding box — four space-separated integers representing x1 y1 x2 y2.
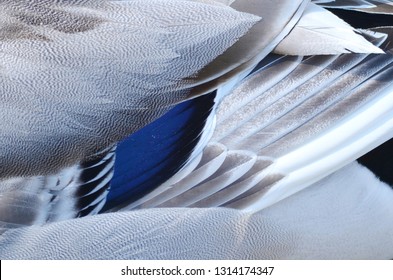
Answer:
315 0 378 8
122 29 393 213
132 143 227 209
213 55 339 146
159 150 257 207
121 152 204 210
192 155 278 208
231 83 393 211
316 0 393 14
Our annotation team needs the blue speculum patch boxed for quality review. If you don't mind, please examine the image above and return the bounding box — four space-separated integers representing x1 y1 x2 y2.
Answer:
102 92 216 211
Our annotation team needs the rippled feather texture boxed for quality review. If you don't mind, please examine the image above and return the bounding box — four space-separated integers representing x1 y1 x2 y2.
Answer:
0 0 259 177
1 162 393 259
1 0 393 260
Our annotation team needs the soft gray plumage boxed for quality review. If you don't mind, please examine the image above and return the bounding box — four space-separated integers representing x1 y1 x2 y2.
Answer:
1 0 393 260
2 162 393 259
0 0 261 177
5 0 376 178
0 0 310 228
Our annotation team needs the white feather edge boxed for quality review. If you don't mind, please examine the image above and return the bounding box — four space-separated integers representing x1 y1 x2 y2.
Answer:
316 0 393 9
274 2 384 55
313 0 378 8
233 83 393 211
135 144 228 209
318 1 393 15
116 39 273 211
140 78 393 213
159 150 257 207
117 30 393 213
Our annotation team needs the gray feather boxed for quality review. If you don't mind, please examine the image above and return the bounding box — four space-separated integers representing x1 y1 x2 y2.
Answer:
0 0 260 177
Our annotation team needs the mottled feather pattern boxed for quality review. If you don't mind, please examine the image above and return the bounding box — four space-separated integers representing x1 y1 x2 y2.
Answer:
1 0 393 260
2 162 393 259
0 0 259 177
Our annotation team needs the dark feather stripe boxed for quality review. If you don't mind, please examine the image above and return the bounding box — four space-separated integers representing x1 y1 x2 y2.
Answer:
328 8 393 28
76 166 114 198
74 147 115 216
79 154 115 185
101 92 216 211
77 182 110 211
77 202 105 218
358 137 393 188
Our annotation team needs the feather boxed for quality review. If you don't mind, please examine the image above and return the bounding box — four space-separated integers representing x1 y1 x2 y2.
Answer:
1 0 393 260
1 162 393 259
274 3 384 55
0 146 115 230
317 0 393 14
120 28 393 213
0 0 260 177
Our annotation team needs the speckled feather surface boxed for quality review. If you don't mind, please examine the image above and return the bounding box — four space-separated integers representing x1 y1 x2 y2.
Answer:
0 0 310 228
0 0 259 177
1 0 393 260
2 162 393 259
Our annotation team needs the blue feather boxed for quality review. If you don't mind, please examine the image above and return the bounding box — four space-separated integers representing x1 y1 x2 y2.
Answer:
103 92 216 210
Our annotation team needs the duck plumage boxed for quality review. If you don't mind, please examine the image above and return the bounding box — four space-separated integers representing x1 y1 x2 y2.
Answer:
1 0 393 259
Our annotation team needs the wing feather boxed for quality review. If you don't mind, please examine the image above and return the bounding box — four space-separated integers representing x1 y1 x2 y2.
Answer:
119 28 393 213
